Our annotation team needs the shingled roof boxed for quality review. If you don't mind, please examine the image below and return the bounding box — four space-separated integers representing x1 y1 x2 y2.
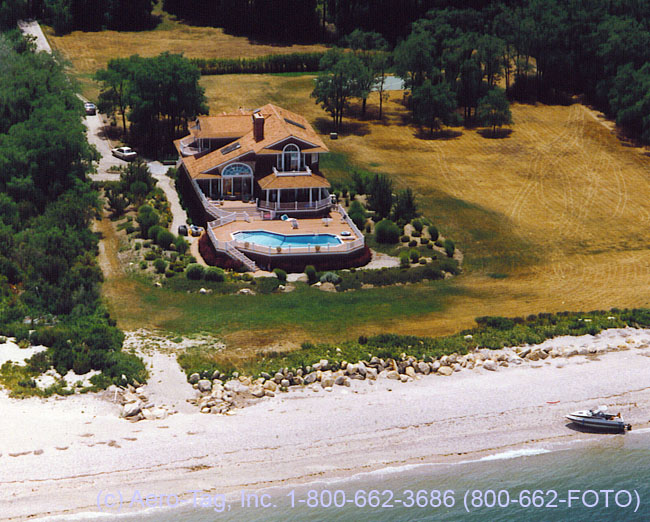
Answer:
178 104 328 179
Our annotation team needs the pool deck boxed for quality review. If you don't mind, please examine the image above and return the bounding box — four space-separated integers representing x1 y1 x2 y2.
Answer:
210 216 357 243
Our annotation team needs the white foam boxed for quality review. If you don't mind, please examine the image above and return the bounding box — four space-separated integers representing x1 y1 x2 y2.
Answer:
470 447 551 463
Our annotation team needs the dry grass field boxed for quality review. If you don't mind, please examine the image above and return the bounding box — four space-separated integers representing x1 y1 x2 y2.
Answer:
198 74 650 337
44 11 327 100
68 30 650 343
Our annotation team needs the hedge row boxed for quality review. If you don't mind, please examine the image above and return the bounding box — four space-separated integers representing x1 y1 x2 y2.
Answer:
190 52 326 75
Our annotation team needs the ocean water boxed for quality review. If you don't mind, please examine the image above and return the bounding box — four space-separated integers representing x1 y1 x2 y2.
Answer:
58 430 650 522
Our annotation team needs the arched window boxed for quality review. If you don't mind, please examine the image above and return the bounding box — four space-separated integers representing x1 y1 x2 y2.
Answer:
222 162 253 177
282 144 301 171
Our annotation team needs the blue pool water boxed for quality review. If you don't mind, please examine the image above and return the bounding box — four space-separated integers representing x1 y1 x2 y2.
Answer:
233 230 342 247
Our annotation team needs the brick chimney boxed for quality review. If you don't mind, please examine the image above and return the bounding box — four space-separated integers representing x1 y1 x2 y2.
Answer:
252 112 265 142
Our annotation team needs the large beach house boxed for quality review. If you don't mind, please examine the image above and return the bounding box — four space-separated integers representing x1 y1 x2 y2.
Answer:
175 104 365 271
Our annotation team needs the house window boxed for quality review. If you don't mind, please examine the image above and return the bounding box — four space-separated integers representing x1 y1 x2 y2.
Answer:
282 144 301 171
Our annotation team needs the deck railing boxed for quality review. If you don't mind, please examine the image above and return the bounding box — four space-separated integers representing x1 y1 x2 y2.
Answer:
257 196 332 212
207 224 258 271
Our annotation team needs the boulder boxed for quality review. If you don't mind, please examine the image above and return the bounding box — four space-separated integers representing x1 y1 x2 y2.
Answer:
386 370 400 380
304 372 318 384
437 366 453 376
197 379 212 392
122 402 141 417
251 386 265 398
264 390 275 398
263 380 277 391
319 282 337 292
280 379 290 388
346 363 358 375
453 363 462 372
335 375 350 386
225 380 249 393
405 366 416 378
141 408 154 420
151 407 168 420
483 360 497 371
526 351 540 361
189 373 200 385
418 361 431 375
431 360 441 372
260 372 271 380
365 367 378 380
321 376 335 388
357 362 367 377
399 374 409 383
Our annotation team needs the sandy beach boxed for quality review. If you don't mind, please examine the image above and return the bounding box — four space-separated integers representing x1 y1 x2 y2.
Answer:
2 327 650 520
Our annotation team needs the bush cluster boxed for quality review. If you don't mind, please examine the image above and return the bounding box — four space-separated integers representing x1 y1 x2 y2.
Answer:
190 52 326 75
374 219 400 244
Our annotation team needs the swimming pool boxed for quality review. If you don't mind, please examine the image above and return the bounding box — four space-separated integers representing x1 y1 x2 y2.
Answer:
233 230 342 248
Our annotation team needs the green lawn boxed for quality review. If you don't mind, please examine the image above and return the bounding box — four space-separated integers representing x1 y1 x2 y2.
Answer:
117 275 465 341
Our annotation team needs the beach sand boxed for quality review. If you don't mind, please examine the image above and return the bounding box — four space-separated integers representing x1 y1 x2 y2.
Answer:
2 328 650 520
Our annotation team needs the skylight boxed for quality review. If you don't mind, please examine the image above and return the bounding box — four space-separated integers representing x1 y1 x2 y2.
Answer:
284 118 306 130
221 142 241 155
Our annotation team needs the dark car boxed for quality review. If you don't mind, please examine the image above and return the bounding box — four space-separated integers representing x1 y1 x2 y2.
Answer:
178 224 188 236
84 102 96 115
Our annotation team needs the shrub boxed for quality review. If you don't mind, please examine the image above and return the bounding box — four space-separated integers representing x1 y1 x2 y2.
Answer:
257 277 280 294
412 230 421 237
348 200 367 230
134 242 142 250
427 243 434 250
136 205 160 239
419 257 427 264
139 260 147 269
411 218 423 232
125 225 135 234
174 236 189 254
144 251 157 261
428 225 439 241
374 219 400 244
186 263 205 280
156 229 175 250
320 271 341 284
365 223 372 233
399 251 410 268
147 225 164 244
408 240 417 247
204 267 225 282
435 239 443 247
304 265 317 284
273 268 287 282
444 239 455 258
420 237 429 245
153 258 167 274
409 249 420 263
165 269 176 278
400 235 409 243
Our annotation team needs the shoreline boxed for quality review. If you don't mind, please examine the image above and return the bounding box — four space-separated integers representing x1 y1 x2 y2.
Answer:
2 328 650 520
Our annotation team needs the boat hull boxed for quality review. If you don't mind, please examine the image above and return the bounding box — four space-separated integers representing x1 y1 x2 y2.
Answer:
565 414 628 432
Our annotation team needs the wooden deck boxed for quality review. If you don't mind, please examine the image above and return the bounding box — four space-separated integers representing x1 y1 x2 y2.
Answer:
210 215 356 243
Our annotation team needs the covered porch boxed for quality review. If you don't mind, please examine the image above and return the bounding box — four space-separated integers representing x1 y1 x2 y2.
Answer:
257 169 331 212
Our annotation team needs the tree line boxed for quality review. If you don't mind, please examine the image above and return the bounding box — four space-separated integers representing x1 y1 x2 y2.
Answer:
0 30 145 387
162 0 319 43
0 0 155 34
314 1 650 143
95 53 208 156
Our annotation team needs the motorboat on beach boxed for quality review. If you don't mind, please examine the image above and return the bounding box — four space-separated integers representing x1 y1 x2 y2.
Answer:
566 406 631 432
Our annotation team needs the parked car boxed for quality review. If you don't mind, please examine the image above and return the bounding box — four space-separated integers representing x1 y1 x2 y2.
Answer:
84 102 96 115
177 224 188 236
189 225 204 237
111 146 137 161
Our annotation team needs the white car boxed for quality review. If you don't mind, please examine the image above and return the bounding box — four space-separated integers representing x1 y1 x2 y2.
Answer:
84 102 96 115
111 146 137 161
